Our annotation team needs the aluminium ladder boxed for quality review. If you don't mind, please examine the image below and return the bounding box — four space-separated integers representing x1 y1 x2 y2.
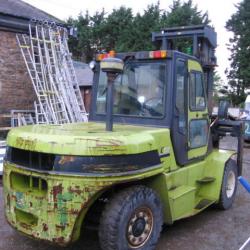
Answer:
17 20 88 124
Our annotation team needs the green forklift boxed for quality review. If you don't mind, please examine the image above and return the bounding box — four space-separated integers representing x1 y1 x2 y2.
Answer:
3 25 243 250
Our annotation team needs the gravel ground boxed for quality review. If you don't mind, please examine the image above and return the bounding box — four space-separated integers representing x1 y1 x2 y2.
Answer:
0 137 250 250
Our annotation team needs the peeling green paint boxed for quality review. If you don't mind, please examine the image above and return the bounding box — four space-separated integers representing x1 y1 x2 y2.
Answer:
3 159 165 245
3 122 236 246
6 122 176 160
15 192 24 209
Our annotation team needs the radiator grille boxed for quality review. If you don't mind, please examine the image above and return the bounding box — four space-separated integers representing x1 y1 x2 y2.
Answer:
6 147 55 171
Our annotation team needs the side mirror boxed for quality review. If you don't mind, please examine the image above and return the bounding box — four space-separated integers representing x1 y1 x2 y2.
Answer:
218 99 229 119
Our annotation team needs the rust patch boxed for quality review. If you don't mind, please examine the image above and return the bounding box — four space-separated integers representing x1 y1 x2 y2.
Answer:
59 156 76 165
55 224 66 230
51 184 63 208
68 186 82 195
68 208 80 215
84 186 96 193
11 195 16 202
80 197 93 209
16 137 37 150
75 138 123 147
34 196 44 201
95 138 123 147
6 194 10 208
42 223 48 232
19 222 32 230
52 236 65 244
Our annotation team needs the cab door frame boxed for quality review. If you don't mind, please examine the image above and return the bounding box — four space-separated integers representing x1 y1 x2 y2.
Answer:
171 53 189 166
187 60 209 160
171 54 209 166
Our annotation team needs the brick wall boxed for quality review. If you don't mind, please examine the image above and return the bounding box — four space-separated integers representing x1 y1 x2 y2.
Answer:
0 30 36 114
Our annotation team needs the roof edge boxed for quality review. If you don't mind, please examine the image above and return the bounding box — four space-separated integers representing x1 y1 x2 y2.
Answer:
0 13 29 33
0 12 66 33
21 0 64 23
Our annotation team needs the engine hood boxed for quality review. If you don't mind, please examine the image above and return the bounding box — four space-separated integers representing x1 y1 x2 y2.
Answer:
7 122 170 156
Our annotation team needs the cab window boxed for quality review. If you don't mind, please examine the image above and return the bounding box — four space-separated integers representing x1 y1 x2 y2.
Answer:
96 62 166 118
189 119 208 148
190 72 206 110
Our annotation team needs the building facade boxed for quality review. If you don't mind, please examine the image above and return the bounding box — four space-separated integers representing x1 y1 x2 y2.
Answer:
0 0 61 118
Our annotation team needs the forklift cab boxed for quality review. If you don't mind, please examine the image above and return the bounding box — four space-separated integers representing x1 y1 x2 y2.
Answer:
90 49 209 166
91 25 216 166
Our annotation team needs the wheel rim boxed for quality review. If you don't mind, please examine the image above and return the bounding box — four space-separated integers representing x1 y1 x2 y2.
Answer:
126 206 153 248
226 170 236 198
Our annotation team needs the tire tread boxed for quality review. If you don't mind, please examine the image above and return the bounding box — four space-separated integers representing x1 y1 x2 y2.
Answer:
99 186 163 250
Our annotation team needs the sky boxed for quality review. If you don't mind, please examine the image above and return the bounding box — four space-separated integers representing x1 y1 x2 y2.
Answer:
23 0 240 82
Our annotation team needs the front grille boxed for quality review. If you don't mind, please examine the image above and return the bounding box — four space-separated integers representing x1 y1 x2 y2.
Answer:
10 172 48 193
5 147 55 171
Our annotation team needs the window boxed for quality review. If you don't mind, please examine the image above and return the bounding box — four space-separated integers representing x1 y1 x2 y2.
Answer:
96 62 166 118
190 72 206 110
189 119 208 148
176 59 186 133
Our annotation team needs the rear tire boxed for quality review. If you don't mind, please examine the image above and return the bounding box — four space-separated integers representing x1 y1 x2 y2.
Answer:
217 159 238 210
98 186 163 250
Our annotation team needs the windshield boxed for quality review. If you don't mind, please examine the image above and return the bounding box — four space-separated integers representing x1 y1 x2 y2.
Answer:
96 61 166 118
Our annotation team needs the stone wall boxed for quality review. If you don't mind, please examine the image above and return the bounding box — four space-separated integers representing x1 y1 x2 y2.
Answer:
0 30 36 114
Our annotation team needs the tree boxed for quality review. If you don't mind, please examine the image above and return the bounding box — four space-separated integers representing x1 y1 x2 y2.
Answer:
226 0 250 106
101 7 134 51
212 71 230 105
126 3 162 51
67 0 211 62
161 0 209 27
67 10 106 62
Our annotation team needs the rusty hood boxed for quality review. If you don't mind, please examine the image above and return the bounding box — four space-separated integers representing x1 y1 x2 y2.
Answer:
7 122 170 156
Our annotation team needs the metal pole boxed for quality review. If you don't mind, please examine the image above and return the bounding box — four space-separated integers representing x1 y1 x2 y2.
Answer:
100 57 124 131
106 75 114 131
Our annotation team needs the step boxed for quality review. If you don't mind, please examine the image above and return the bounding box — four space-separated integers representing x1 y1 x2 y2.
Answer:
195 199 215 210
196 177 216 184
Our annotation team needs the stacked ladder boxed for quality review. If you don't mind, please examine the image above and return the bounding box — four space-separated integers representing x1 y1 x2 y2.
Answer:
16 20 88 124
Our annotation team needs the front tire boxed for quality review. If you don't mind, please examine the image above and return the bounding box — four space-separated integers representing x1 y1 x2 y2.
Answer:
98 186 163 250
217 159 238 210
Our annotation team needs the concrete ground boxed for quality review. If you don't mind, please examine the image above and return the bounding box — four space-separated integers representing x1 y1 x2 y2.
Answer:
1 137 250 250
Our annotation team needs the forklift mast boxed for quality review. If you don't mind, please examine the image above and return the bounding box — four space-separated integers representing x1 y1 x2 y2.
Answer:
152 25 217 114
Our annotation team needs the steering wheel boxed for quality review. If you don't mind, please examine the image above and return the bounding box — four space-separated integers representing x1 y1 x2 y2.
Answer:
141 97 162 116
